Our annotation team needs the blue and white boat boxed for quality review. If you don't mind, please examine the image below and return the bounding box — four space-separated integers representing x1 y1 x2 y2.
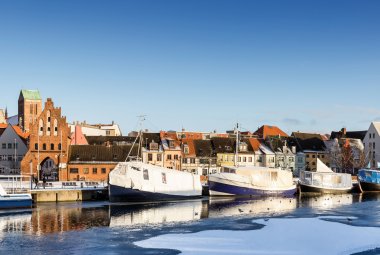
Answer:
0 184 32 209
208 124 296 197
208 166 297 196
358 169 380 192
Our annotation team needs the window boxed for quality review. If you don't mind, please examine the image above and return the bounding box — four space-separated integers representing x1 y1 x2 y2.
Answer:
289 157 294 162
184 145 189 154
298 157 303 163
322 155 325 159
39 119 43 136
157 154 162 161
51 144 54 150
83 168 89 174
42 144 46 150
190 158 195 164
1 143 5 149
101 168 106 174
143 169 149 180
257 156 263 163
148 153 153 161
8 155 12 161
174 155 179 160
58 143 61 150
243 157 247 162
370 134 372 139
70 168 79 174
8 143 12 149
306 154 309 158
312 162 316 166
53 119 58 136
93 168 98 174
238 157 241 162
248 157 252 162
161 173 167 184
374 133 376 139
167 154 172 160
106 130 111 136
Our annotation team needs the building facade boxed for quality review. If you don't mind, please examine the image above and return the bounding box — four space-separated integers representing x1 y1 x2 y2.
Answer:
0 125 29 174
363 122 380 168
21 98 70 181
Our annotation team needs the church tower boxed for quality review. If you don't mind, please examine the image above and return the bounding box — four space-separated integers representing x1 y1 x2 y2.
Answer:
18 90 42 132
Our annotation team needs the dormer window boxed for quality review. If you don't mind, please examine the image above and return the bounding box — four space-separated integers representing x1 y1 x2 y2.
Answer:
149 141 158 150
184 144 189 154
169 140 175 149
239 142 247 152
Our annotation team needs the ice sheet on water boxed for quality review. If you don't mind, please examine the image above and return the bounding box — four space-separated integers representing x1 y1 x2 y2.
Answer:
135 217 380 255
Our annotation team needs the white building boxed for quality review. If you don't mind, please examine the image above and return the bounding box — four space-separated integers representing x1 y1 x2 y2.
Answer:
363 122 380 168
69 121 122 137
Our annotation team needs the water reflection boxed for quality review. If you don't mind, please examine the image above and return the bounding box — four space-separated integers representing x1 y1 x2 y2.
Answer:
1 193 380 237
110 200 208 227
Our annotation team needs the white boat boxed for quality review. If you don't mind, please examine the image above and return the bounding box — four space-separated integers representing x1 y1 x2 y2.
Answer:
109 161 202 202
208 166 297 196
208 124 296 197
299 159 352 194
0 184 32 209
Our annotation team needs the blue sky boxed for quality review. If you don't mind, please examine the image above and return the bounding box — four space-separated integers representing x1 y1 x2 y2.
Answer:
0 0 379 135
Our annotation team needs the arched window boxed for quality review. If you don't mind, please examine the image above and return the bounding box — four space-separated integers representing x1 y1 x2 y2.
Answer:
58 143 62 151
47 110 51 123
34 143 38 150
51 143 55 150
43 143 46 150
38 119 43 136
46 111 51 136
53 119 58 136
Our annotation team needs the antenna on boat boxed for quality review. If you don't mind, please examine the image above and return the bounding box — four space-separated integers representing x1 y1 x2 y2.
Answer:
234 123 239 167
125 115 146 162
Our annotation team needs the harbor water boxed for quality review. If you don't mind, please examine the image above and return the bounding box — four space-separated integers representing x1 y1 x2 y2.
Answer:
1 194 380 254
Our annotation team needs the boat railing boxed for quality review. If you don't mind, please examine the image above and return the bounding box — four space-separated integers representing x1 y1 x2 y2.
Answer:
0 175 32 194
300 171 352 189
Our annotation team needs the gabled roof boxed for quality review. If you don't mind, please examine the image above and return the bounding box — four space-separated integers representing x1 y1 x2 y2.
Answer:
194 140 214 157
330 129 367 141
69 145 139 162
291 132 326 152
0 123 7 136
248 138 274 155
19 89 41 100
254 125 288 139
12 125 29 140
211 137 236 154
182 139 196 157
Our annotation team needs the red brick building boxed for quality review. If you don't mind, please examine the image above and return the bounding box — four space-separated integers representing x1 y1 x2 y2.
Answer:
21 98 71 181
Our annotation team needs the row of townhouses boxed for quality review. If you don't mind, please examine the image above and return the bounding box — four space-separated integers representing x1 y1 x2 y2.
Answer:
0 89 376 182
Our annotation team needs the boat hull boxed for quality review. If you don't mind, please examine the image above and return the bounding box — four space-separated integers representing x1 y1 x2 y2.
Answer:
359 181 380 192
298 183 352 194
208 180 297 197
109 184 202 202
0 195 32 209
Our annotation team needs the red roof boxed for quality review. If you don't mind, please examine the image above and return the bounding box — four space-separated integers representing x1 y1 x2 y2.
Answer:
182 139 196 157
254 125 288 139
12 125 30 139
248 138 262 151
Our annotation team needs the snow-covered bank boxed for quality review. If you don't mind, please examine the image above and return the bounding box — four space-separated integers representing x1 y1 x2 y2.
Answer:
135 217 380 255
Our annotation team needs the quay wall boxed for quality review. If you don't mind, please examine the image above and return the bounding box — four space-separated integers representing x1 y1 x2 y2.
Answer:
31 189 108 202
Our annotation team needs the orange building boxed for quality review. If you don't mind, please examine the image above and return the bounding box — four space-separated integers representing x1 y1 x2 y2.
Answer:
21 98 71 181
67 144 138 181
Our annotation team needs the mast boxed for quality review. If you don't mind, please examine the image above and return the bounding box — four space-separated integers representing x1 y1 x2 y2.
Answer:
126 115 146 162
234 123 239 167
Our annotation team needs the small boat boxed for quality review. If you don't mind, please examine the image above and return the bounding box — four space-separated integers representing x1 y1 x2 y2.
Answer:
298 159 352 194
208 166 297 196
0 184 32 209
358 169 380 192
109 161 203 202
